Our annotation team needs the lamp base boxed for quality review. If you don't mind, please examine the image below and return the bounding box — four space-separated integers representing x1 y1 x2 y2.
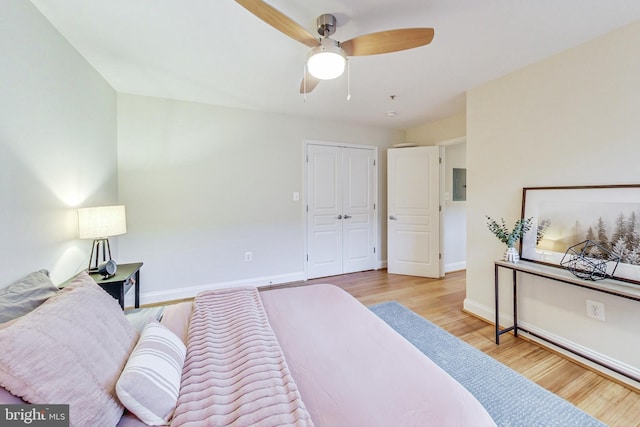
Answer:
88 237 113 272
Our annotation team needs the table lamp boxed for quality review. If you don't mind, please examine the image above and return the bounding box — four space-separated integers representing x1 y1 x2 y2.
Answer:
78 205 127 272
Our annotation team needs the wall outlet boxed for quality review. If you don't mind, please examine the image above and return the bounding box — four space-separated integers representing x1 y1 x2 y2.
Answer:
586 299 605 321
244 251 252 262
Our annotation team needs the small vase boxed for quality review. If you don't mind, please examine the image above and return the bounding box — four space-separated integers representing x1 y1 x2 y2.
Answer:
504 246 520 263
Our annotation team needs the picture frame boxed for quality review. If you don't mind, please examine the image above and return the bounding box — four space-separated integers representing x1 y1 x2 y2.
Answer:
520 184 640 285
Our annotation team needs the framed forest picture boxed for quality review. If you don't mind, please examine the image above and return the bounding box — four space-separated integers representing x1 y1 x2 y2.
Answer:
520 184 640 285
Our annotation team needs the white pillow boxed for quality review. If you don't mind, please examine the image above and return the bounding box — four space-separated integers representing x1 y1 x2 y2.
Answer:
116 321 186 425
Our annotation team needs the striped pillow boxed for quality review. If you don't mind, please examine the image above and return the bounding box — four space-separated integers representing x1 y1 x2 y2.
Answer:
116 321 186 425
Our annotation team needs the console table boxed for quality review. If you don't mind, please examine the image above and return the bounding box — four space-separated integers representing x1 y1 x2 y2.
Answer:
494 259 640 381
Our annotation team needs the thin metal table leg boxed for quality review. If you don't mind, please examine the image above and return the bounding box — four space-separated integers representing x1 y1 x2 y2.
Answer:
513 269 518 337
495 263 500 344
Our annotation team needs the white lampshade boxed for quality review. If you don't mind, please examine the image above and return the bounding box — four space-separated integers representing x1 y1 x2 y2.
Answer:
307 39 346 80
78 205 127 239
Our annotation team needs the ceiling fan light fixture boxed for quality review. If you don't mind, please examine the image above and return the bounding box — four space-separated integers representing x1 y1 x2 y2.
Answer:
306 38 346 80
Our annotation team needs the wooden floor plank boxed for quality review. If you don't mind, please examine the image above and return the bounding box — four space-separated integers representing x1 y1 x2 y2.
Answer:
302 269 640 427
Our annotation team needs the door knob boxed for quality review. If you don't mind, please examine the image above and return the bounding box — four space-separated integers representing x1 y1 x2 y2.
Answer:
336 215 342 219
389 215 397 220
344 214 352 219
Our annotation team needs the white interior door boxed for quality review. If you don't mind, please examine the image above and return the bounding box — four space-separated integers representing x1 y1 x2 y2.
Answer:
307 145 342 278
307 144 376 279
342 148 375 274
387 146 442 277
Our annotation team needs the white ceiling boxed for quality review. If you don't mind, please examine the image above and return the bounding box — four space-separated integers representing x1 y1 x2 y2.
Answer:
30 0 640 130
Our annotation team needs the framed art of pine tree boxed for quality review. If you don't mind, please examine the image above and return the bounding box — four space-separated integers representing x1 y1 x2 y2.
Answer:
521 184 640 285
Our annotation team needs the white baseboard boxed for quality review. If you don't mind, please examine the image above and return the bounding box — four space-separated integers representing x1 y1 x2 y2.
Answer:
139 271 306 305
463 297 640 388
378 260 461 272
445 261 466 272
463 298 494 322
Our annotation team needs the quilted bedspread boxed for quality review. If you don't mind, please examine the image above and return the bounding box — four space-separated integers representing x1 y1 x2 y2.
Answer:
170 287 314 427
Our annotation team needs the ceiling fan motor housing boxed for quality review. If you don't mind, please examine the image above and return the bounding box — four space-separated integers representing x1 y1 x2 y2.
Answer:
307 37 346 80
317 14 337 37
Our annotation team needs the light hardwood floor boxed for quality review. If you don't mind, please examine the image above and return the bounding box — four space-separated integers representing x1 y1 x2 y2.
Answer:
301 269 640 427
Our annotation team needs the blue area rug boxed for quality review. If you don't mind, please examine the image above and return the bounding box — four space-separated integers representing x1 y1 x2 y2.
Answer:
370 301 606 427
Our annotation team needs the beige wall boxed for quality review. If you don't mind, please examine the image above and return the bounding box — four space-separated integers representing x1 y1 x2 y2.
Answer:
117 94 404 303
406 112 466 144
1 0 117 285
466 20 640 383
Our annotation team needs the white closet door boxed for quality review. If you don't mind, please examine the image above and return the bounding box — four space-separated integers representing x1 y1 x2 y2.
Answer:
307 144 343 279
387 146 442 278
342 147 375 274
307 144 376 279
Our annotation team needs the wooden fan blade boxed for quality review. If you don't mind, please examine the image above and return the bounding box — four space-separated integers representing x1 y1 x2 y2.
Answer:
341 28 434 56
236 0 320 48
299 72 321 94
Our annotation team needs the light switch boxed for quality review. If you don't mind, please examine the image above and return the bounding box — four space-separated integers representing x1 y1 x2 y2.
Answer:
293 192 300 201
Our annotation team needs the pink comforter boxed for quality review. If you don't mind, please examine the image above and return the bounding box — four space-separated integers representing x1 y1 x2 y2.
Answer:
260 284 496 427
3 284 496 426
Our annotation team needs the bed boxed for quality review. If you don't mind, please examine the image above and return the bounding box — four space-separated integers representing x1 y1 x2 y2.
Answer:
0 269 496 426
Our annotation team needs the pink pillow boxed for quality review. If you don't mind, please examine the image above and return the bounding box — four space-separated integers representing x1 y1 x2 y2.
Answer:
0 271 139 426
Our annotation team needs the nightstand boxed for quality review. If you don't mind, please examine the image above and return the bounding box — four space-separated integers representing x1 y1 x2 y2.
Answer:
90 262 143 310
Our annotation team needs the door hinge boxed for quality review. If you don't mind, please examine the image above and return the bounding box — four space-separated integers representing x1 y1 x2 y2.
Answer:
373 203 376 210
439 253 442 259
306 254 309 262
439 205 442 212
373 247 376 254
373 159 376 166
439 157 442 164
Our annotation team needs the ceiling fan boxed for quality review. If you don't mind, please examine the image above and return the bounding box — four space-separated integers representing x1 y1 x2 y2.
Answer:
235 0 435 94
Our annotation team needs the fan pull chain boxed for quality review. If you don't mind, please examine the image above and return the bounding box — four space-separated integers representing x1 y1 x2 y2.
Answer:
346 59 351 101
